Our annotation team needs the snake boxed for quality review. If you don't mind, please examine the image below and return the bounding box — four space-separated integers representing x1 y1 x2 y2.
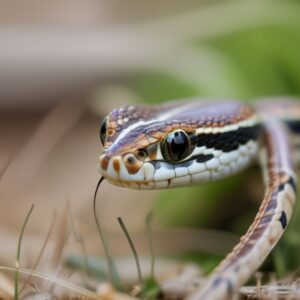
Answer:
97 98 299 300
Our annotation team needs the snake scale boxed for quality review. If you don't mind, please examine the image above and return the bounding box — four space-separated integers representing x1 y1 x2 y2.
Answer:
97 98 299 300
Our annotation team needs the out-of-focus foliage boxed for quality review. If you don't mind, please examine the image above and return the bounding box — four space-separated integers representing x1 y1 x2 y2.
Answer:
131 72 200 104
131 25 300 102
203 26 300 98
126 0 300 277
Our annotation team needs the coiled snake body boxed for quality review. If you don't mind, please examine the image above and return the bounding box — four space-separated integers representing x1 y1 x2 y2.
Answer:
98 99 299 300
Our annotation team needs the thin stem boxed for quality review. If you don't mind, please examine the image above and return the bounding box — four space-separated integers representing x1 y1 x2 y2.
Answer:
14 204 35 300
117 217 143 285
146 212 155 279
19 210 57 295
93 177 122 290
67 201 90 281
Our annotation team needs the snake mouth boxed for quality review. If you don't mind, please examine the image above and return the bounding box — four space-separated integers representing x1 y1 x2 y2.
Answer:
98 157 211 190
98 153 156 183
98 153 168 189
98 153 186 189
105 177 156 189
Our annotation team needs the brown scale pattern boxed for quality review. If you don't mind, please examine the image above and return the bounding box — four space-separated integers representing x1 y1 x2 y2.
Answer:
219 173 287 271
257 98 300 119
189 115 297 300
104 100 255 156
216 124 294 272
98 99 300 300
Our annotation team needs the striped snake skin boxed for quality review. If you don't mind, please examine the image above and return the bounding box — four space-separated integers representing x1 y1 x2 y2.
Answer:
98 98 299 300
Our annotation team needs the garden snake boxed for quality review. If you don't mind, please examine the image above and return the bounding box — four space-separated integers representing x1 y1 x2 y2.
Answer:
97 98 299 300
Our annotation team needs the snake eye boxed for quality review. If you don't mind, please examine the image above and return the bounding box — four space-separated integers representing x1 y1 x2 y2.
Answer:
100 117 108 145
161 130 191 162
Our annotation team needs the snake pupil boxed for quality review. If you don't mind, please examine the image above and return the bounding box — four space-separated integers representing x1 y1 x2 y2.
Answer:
100 117 108 145
162 130 190 162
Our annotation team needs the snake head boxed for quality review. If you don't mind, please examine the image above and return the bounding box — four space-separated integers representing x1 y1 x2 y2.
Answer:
97 103 186 189
98 101 260 189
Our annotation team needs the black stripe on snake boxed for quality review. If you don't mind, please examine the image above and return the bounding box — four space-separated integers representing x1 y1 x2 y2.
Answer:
97 98 299 300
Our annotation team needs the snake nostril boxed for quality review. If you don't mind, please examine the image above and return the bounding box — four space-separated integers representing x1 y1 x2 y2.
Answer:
123 153 143 174
126 155 136 164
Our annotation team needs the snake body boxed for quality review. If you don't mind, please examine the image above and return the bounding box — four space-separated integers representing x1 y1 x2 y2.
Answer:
98 99 298 300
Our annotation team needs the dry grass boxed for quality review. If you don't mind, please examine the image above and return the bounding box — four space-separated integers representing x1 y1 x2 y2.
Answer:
0 103 299 300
